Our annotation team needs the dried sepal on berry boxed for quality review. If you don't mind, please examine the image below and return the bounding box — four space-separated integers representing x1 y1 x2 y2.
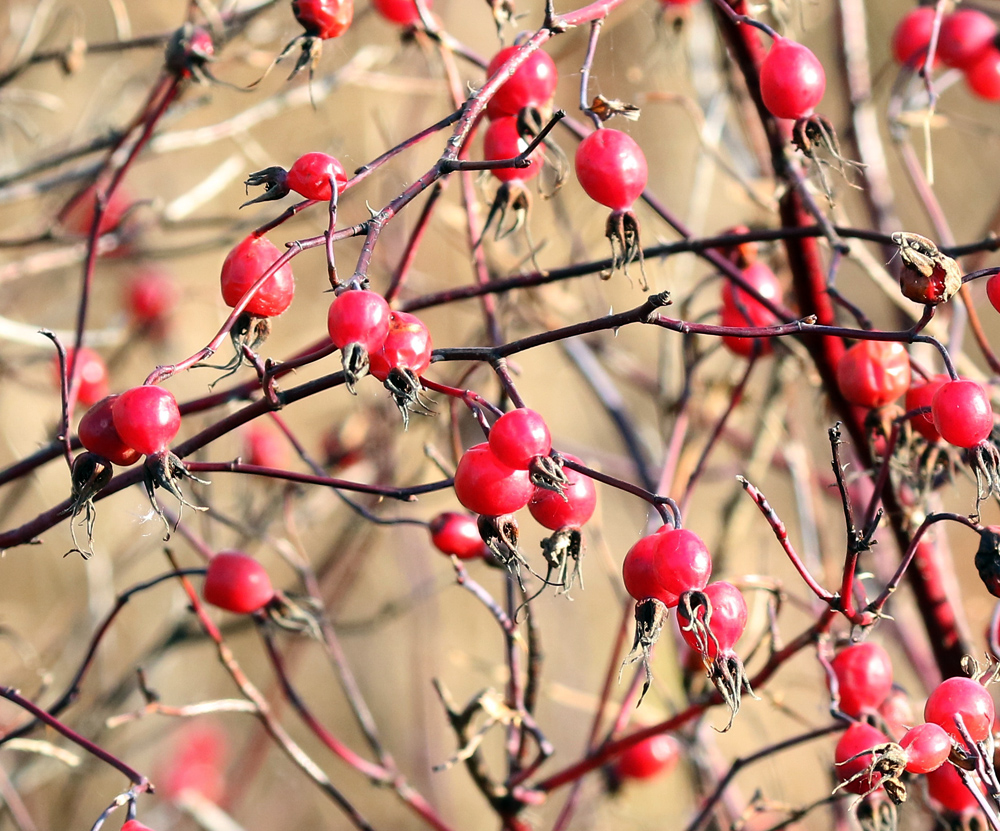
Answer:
834 740 909 805
142 452 210 540
604 209 646 288
67 451 114 558
539 527 584 596
621 597 669 706
977 528 1000 599
892 232 962 306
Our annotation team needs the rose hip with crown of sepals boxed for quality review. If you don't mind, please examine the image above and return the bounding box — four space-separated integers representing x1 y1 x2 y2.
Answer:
677 581 752 729
528 455 596 531
759 36 826 120
575 128 649 281
834 722 889 797
622 526 713 706
327 288 392 392
367 310 433 427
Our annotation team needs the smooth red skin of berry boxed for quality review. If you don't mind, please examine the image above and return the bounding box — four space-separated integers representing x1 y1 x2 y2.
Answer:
574 129 648 211
127 270 178 330
489 408 551 469
678 581 747 658
242 423 288 469
60 347 109 407
483 117 543 183
203 551 275 614
429 512 488 559
892 7 937 67
720 262 782 358
286 152 348 201
453 443 534 516
939 10 997 70
932 379 994 449
966 48 1000 102
834 722 888 795
829 642 894 719
528 455 597 530
927 762 984 815
292 0 353 38
368 311 432 381
759 37 826 120
925 676 996 744
878 688 915 737
220 235 295 318
373 0 430 25
122 821 157 831
906 374 949 443
900 723 952 774
613 734 680 780
327 290 392 352
623 529 712 607
988 273 1000 315
836 341 911 409
485 46 558 119
79 396 141 467
112 386 181 456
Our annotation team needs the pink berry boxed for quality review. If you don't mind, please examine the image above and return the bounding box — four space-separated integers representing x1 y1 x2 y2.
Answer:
203 551 275 614
575 129 648 211
830 642 894 718
112 386 181 456
453 443 534 516
759 36 826 120
924 676 995 744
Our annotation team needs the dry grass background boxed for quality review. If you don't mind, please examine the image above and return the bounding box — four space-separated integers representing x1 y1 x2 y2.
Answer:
0 0 999 829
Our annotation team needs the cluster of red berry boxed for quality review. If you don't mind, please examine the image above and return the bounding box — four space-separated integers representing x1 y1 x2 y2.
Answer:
893 7 1000 101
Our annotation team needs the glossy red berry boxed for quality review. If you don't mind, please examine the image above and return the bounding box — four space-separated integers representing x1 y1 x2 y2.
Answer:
677 581 747 659
900 723 952 774
720 261 782 358
891 7 937 68
931 379 994 449
127 269 178 333
759 36 826 120
203 551 275 614
489 409 551 469
292 0 353 39
220 235 295 318
966 48 1000 101
829 642 894 718
906 374 949 443
925 676 995 744
575 129 648 211
112 385 181 456
429 512 489 560
939 10 997 70
612 734 680 781
878 687 915 737
483 117 543 183
453 443 533 516
485 45 558 119
926 761 984 815
836 341 911 408
529 455 597 530
368 311 432 381
987 273 1000 315
59 347 109 407
372 0 430 25
327 290 392 353
834 722 888 795
122 822 157 831
622 528 712 608
79 396 141 467
286 152 348 202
